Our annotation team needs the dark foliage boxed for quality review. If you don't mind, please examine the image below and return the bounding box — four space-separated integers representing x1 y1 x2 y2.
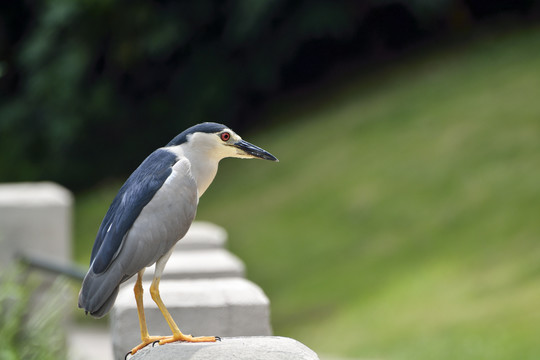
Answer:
0 0 537 189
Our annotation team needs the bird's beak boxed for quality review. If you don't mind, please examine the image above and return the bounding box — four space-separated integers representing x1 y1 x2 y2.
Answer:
233 140 279 161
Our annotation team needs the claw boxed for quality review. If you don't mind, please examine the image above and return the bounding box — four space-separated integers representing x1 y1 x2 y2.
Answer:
215 336 222 342
125 351 131 360
152 340 160 347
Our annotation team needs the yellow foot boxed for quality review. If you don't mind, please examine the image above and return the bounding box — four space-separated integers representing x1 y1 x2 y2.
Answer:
158 333 219 345
129 336 169 356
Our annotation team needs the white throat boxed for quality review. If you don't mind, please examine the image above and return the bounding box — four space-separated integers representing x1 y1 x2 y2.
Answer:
166 144 221 198
184 148 219 197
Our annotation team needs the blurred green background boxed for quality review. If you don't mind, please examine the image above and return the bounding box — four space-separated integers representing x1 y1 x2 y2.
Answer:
2 1 540 359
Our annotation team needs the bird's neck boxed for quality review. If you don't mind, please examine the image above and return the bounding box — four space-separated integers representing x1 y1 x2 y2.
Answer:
168 145 220 198
189 154 219 197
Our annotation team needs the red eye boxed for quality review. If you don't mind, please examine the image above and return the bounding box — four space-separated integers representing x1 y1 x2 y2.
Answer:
220 132 230 141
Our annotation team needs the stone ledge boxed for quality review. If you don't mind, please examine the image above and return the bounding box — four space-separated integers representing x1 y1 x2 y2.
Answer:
130 336 319 360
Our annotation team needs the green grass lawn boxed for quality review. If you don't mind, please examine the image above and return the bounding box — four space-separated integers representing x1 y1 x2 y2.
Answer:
74 26 540 359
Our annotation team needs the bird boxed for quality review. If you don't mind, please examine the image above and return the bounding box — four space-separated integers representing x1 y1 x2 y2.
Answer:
78 122 278 355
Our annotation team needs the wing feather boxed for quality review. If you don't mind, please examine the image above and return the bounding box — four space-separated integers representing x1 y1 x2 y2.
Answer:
90 149 178 274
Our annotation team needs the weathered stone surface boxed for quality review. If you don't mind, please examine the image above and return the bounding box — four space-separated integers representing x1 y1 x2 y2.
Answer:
175 221 227 251
130 337 319 360
111 278 272 360
0 182 72 269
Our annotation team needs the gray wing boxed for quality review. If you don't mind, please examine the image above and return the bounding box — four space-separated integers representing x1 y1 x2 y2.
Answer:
115 157 199 276
79 157 198 317
90 148 179 274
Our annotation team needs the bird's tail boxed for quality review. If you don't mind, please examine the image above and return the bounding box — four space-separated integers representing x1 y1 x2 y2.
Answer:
78 267 124 318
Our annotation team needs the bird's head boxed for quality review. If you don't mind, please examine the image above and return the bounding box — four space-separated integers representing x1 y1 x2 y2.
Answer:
167 122 278 162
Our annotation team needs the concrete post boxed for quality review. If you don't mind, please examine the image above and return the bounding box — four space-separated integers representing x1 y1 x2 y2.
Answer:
0 182 73 268
111 278 272 360
175 221 228 251
119 249 245 285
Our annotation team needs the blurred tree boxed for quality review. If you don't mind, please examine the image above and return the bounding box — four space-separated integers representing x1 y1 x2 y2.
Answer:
0 0 537 189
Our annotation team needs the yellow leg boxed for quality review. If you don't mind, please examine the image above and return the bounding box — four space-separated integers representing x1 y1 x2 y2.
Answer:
149 276 217 345
129 271 167 355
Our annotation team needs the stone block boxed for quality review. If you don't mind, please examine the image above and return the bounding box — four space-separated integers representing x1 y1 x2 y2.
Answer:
111 278 272 360
123 249 245 284
175 221 227 251
0 182 72 269
130 337 319 360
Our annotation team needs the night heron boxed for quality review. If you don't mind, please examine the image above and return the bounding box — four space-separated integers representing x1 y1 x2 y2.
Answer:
78 122 277 355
